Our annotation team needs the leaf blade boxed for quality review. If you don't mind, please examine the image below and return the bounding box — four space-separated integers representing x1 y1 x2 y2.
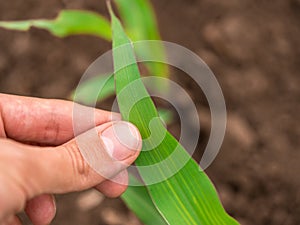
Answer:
114 0 169 79
110 6 239 225
71 74 115 105
122 175 168 225
0 10 111 40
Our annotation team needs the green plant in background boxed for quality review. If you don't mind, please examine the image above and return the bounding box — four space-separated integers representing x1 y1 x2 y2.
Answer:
0 1 239 224
0 0 168 104
0 10 112 40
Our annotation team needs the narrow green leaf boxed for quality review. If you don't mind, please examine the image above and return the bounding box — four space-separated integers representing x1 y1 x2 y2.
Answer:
114 0 160 40
71 74 114 104
122 175 168 225
114 0 169 79
0 10 111 40
109 5 239 225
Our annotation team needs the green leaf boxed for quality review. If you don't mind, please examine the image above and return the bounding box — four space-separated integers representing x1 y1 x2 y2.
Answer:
114 0 169 79
71 74 114 104
122 175 168 225
0 10 111 40
114 0 160 40
109 5 239 225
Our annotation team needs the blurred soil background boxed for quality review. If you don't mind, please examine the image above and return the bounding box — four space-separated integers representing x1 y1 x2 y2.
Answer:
0 0 299 224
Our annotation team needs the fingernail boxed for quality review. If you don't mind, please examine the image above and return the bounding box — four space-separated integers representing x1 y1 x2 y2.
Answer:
101 122 141 161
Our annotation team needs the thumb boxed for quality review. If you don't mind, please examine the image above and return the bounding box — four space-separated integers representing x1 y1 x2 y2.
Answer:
30 121 142 194
0 121 142 221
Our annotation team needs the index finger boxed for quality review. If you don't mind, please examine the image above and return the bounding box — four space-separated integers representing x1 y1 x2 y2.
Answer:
0 94 119 145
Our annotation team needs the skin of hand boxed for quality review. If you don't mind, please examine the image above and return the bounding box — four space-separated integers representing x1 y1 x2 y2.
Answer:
0 94 142 225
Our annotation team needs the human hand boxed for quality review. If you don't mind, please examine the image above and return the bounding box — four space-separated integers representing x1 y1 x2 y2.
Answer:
0 94 142 225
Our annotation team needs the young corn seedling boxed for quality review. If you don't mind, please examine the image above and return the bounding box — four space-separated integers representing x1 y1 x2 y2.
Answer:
0 0 168 104
0 0 239 224
108 3 239 224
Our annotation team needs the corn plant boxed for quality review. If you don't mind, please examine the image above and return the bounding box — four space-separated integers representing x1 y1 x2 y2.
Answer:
0 1 239 224
0 0 168 104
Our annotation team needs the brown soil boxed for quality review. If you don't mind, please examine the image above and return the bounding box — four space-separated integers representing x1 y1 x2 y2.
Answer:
0 0 299 224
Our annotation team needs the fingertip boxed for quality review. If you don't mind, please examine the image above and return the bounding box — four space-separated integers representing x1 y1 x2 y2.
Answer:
99 121 142 162
25 194 56 225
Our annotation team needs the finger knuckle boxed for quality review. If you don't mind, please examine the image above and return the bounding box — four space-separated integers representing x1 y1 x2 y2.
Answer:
63 142 91 185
